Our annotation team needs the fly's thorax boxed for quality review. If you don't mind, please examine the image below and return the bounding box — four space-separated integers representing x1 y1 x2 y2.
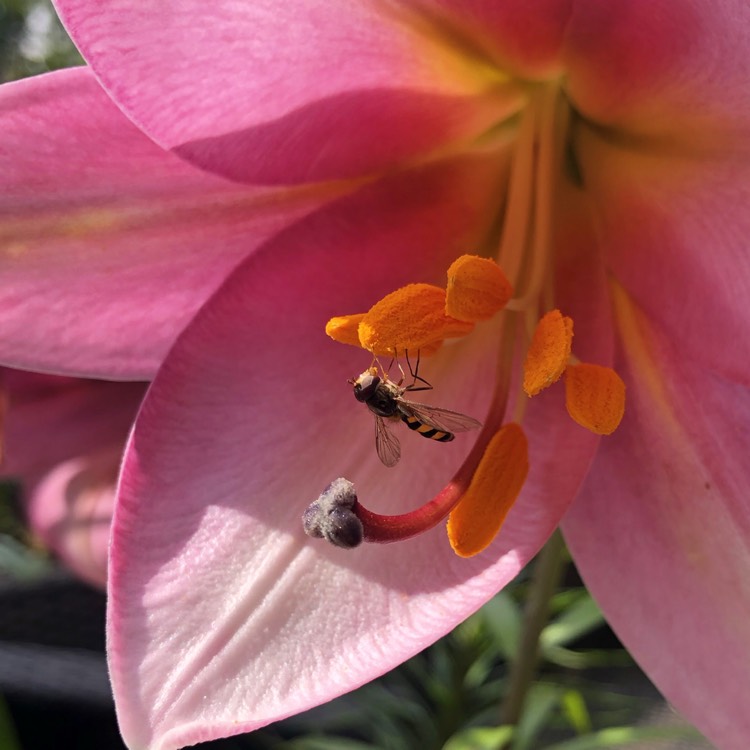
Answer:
365 382 401 418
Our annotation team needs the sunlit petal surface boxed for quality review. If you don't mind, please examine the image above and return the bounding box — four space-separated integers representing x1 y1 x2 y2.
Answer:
0 68 337 377
53 0 527 183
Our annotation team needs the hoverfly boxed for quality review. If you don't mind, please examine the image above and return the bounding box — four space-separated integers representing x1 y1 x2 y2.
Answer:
351 360 481 467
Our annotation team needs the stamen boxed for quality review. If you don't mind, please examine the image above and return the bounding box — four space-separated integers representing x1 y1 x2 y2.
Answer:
358 283 473 357
325 314 365 348
447 423 528 557
445 254 513 322
565 363 626 435
523 309 574 396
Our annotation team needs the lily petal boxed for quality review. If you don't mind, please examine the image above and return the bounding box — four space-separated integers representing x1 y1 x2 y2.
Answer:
28 450 120 589
563 284 750 750
564 0 750 141
0 68 334 378
418 0 571 78
1 369 145 586
1 369 145 485
108 158 609 750
53 0 523 184
575 124 750 384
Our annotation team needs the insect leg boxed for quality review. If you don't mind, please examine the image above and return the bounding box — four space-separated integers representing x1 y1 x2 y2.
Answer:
405 349 433 392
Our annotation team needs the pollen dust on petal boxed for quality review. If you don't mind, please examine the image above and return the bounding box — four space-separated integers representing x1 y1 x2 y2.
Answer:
447 423 529 558
523 309 574 397
445 254 513 322
565 363 626 435
358 283 473 357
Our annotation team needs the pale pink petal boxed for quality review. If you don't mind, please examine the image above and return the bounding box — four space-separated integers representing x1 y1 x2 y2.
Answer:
53 0 522 184
574 125 750 384
564 0 750 140
107 159 612 750
1 68 334 378
28 450 120 589
563 287 750 750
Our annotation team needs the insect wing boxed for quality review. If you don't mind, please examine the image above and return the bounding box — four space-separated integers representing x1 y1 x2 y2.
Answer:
374 416 401 467
396 398 482 433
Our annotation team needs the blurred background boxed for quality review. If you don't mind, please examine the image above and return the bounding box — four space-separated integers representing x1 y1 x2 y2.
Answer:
0 2 715 748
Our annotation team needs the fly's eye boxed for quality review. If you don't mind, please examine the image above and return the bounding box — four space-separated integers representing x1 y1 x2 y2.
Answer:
353 374 379 402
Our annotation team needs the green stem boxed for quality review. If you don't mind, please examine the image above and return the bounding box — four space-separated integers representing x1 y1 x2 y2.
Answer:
499 529 567 734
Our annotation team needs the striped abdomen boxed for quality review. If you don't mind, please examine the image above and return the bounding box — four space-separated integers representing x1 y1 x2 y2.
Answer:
400 414 454 442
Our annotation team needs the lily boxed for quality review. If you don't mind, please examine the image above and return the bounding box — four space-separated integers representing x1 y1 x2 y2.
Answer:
0 369 146 588
0 1 748 749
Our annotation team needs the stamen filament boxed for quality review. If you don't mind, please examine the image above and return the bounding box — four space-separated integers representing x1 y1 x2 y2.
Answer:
497 95 537 286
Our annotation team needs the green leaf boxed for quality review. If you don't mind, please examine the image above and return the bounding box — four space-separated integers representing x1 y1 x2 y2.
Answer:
541 725 705 750
442 725 515 750
285 736 375 750
560 690 592 734
0 695 21 750
541 594 605 651
478 592 523 661
512 683 563 750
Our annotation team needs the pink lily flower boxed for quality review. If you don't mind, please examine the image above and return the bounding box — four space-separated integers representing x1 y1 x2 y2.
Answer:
0 1 747 749
0 369 146 588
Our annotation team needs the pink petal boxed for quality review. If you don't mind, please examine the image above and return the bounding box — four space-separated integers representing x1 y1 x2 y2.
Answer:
0 368 145 485
0 369 145 586
1 68 334 378
564 0 750 139
574 124 750 385
0 369 145 585
421 0 572 77
563 287 750 750
108 158 611 750
53 1 521 184
28 450 120 589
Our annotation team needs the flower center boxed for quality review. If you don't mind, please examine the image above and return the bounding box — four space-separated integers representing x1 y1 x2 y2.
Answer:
306 86 624 557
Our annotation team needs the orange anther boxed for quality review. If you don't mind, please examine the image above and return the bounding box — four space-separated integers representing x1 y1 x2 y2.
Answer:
565 363 626 435
445 254 513 322
523 310 574 396
447 423 529 558
325 314 365 348
358 283 473 357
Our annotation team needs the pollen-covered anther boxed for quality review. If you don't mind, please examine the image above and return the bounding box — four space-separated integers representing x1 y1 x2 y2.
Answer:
565 363 626 435
523 309 574 396
445 254 513 322
358 283 474 357
325 314 365 348
447 423 529 558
